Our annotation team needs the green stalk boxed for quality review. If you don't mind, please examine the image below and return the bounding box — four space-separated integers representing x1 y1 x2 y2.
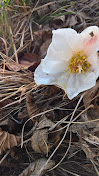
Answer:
2 1 14 52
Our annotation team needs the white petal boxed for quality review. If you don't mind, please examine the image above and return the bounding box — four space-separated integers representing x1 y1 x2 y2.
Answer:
57 71 97 99
81 26 99 56
66 72 97 99
56 72 69 90
52 28 79 56
87 52 98 70
41 59 69 74
34 63 57 85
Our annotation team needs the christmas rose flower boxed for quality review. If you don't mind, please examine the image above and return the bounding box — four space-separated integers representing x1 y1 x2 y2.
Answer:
34 26 99 99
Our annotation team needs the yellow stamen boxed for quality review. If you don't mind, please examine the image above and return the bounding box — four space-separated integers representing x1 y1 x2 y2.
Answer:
68 52 91 74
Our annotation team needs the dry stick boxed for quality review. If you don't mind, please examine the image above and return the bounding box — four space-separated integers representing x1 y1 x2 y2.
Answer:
0 82 36 109
14 18 26 37
0 150 10 165
37 93 84 175
93 160 99 168
9 27 19 64
62 118 99 124
11 28 25 60
59 167 80 176
49 130 72 171
0 37 8 74
29 21 33 41
91 159 99 176
0 86 24 103
49 103 93 132
63 104 94 124
56 93 99 127
0 37 8 56
52 104 95 134
20 29 25 47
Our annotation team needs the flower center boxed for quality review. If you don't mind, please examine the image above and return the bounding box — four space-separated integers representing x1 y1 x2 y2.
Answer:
68 52 91 74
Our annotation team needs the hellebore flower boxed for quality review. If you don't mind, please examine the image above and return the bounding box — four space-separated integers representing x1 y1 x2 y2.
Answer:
34 26 99 99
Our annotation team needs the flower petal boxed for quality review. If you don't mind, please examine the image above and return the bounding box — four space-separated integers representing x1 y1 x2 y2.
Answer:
34 63 57 85
87 52 98 70
57 72 97 99
81 26 99 56
52 28 80 56
41 59 69 74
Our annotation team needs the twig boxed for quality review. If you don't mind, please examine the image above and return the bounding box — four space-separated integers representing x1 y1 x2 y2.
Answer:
0 150 10 165
91 159 99 176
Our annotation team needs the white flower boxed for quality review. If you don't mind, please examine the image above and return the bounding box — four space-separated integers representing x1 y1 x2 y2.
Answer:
34 26 99 100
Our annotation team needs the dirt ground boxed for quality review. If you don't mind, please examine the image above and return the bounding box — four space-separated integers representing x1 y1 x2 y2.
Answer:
0 0 99 176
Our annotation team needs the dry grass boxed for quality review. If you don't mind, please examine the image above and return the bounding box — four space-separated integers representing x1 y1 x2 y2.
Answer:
0 0 99 176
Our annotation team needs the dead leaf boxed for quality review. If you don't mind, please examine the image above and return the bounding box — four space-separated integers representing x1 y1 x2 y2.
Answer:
50 15 65 28
31 116 61 154
0 128 21 154
19 53 40 71
26 92 40 119
34 29 52 42
37 115 55 129
6 53 40 71
31 128 48 154
19 158 55 176
5 62 20 72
